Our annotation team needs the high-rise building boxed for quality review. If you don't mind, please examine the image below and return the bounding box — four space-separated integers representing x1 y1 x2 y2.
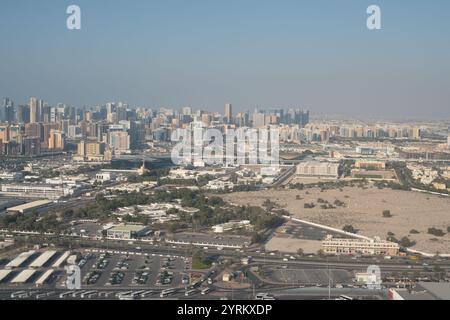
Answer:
22 137 41 157
201 113 211 126
108 131 130 153
43 123 59 147
225 103 233 124
48 130 65 150
30 98 39 123
252 112 266 128
25 123 43 141
182 107 192 116
117 103 128 122
77 140 106 160
0 125 10 143
16 105 30 123
1 98 14 123
235 112 249 127
0 99 6 123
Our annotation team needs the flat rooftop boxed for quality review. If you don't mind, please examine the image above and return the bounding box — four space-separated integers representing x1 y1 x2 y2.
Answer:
7 200 53 212
109 224 147 232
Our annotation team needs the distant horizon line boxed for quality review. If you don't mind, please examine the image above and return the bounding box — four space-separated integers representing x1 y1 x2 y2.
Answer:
2 96 450 122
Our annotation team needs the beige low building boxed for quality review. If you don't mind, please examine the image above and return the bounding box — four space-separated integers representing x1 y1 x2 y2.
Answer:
322 235 399 256
354 161 386 170
296 161 339 178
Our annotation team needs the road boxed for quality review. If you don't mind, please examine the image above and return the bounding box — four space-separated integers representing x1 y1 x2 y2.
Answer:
272 166 296 187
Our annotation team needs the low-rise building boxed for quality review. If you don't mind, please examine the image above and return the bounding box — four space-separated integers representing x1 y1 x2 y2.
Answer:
106 224 150 239
212 220 252 233
0 183 82 200
296 161 339 178
204 179 235 191
322 235 399 256
389 282 450 300
354 161 386 170
0 172 23 182
7 200 53 214
222 273 233 282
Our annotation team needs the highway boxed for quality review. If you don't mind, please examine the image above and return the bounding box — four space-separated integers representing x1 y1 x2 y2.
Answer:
6 231 450 272
0 286 385 301
272 166 297 187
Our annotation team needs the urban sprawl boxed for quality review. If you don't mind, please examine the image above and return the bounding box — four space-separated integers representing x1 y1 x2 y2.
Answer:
0 98 450 301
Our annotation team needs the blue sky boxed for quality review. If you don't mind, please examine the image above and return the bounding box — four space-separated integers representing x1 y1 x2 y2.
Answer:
1 0 450 118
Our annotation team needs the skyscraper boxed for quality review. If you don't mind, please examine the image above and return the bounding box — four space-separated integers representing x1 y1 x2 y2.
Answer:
1 98 14 123
29 97 38 123
225 103 233 124
16 105 30 123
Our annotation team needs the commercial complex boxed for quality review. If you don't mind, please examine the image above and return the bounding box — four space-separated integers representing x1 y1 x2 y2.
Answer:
322 235 399 256
0 183 81 200
296 161 340 178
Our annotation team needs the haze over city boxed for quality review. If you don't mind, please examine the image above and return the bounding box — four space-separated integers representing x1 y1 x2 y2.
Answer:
1 0 450 119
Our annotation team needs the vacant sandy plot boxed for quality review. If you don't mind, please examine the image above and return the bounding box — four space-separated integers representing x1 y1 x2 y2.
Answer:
222 186 450 254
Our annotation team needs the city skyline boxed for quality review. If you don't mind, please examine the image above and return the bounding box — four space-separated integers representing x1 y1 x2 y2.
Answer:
2 1 450 306
1 0 450 118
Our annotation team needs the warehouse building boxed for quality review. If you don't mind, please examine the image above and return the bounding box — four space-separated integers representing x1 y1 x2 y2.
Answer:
389 282 450 300
0 199 26 211
106 224 150 240
7 200 53 215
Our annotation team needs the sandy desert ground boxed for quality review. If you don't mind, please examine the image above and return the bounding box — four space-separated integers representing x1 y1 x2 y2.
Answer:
222 186 450 254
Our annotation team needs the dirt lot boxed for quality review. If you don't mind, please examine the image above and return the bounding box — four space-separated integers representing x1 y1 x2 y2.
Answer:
222 185 450 254
265 237 322 254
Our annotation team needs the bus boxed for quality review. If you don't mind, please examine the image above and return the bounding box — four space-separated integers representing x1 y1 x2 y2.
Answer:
115 291 133 298
80 291 97 298
160 288 177 298
59 291 75 299
185 289 198 297
10 291 27 299
140 290 154 298
201 287 213 295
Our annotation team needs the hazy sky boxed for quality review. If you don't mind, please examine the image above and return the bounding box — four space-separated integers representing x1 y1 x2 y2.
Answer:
1 0 450 119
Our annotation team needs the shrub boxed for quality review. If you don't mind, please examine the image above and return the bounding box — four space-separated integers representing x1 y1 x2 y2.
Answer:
399 236 416 248
428 228 445 237
343 225 357 234
382 210 392 218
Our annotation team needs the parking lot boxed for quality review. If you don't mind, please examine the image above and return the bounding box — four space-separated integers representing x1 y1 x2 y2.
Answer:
282 221 345 241
263 266 352 286
0 248 221 300
79 250 192 289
